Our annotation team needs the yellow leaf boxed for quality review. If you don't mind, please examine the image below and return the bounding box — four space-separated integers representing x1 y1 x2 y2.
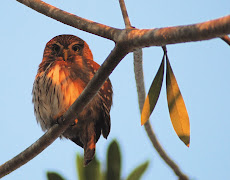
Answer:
141 56 165 125
166 56 190 147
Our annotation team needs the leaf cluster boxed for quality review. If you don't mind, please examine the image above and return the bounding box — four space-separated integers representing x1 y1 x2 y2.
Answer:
141 48 190 147
47 140 149 180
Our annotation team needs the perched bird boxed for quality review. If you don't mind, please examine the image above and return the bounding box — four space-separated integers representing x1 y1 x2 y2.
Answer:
32 35 113 165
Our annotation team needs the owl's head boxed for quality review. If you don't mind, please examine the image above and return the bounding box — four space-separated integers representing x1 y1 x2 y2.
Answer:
42 35 93 63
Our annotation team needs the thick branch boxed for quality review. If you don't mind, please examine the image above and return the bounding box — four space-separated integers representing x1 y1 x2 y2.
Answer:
125 15 230 47
0 44 129 178
17 0 230 46
133 49 189 180
16 0 121 41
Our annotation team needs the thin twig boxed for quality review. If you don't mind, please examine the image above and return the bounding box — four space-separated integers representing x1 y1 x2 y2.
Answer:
221 35 230 45
133 49 146 109
133 49 189 180
118 0 132 28
0 44 129 178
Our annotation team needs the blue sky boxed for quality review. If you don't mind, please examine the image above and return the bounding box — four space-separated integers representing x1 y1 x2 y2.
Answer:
0 0 230 180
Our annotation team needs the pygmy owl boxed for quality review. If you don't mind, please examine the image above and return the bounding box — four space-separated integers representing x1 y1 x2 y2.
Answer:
32 35 113 165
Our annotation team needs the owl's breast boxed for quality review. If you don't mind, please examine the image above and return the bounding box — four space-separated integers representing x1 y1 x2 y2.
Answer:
32 64 85 131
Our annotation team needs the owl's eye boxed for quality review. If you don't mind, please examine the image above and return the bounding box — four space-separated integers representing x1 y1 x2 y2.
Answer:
52 44 60 53
72 44 82 52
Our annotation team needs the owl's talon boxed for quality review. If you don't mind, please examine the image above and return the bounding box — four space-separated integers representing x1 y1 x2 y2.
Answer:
56 116 65 125
70 122 76 126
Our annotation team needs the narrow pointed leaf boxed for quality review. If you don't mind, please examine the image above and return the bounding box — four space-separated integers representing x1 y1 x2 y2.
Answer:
84 156 101 180
76 154 85 180
76 154 101 180
126 161 149 180
166 55 190 147
141 56 165 125
46 172 66 180
106 140 121 180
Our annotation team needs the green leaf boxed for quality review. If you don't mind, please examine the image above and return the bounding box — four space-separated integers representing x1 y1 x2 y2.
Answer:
76 154 85 180
106 140 121 180
141 55 165 125
126 161 149 180
84 155 101 180
166 54 190 147
76 153 101 180
46 172 66 180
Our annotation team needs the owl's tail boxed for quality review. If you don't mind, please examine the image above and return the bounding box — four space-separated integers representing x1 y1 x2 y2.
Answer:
70 121 100 166
83 122 96 166
83 139 96 166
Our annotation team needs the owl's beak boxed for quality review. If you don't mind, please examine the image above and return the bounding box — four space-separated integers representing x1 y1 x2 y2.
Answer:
63 49 68 61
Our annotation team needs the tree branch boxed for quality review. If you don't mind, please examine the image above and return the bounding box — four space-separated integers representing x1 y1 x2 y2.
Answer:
16 0 230 46
124 15 230 47
133 49 189 180
221 35 230 45
0 44 129 178
133 49 145 110
119 0 132 28
16 0 121 41
144 122 189 180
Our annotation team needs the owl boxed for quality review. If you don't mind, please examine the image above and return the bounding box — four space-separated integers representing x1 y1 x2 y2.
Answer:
32 35 113 165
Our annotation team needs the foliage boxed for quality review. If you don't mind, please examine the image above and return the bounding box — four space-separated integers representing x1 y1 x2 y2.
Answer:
165 54 190 147
47 172 65 180
141 49 190 147
46 140 149 180
141 52 165 125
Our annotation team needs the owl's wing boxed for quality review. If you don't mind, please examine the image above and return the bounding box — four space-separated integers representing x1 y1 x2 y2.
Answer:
86 60 113 139
99 79 113 138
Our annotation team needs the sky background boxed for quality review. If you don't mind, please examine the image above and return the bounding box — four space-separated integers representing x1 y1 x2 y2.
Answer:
0 0 230 180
